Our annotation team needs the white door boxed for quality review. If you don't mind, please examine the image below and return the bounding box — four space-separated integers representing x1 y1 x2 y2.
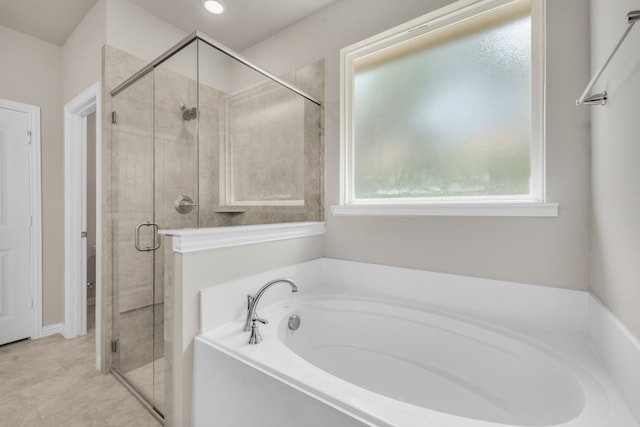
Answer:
0 106 32 345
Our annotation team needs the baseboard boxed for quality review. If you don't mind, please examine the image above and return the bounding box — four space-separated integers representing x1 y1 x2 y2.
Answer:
587 294 640 423
39 322 64 338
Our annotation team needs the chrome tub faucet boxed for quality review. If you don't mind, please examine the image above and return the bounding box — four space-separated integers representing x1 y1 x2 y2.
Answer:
243 278 298 344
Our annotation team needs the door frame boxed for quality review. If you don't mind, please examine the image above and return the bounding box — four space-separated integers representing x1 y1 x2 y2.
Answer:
64 82 102 368
0 99 42 340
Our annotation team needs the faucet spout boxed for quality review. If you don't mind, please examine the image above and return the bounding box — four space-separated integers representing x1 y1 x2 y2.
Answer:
243 278 298 333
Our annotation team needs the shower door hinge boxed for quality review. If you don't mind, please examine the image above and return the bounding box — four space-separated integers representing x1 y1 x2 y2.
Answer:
111 339 119 353
111 111 117 124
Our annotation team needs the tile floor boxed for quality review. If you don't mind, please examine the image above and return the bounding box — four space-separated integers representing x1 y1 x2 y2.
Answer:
126 357 165 413
0 306 162 427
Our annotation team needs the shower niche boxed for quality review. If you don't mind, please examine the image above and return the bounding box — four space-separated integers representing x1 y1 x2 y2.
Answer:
105 34 323 418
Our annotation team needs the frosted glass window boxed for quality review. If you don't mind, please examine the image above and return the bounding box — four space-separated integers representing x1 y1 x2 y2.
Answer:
346 0 539 202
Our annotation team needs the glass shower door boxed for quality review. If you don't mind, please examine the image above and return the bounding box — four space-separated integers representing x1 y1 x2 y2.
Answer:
110 71 162 413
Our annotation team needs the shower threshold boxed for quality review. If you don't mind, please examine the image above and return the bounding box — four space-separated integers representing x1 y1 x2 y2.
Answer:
112 366 165 424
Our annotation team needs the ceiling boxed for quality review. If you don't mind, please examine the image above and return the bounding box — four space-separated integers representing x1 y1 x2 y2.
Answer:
0 0 98 46
130 0 338 51
0 0 338 50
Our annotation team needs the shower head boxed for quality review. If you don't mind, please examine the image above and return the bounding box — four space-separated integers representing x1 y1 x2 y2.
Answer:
181 103 197 121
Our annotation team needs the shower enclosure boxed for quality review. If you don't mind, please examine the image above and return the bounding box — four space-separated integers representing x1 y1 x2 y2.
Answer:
105 32 323 419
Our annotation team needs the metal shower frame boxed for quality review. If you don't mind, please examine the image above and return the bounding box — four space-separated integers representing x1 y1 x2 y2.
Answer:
110 30 322 107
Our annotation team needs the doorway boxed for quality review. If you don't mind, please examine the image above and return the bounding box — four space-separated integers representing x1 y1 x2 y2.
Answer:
64 83 101 368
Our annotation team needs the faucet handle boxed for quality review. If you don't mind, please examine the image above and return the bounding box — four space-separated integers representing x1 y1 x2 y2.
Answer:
254 317 269 325
248 318 264 344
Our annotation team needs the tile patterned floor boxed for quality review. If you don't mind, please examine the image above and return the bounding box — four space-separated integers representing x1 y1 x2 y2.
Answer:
0 319 162 427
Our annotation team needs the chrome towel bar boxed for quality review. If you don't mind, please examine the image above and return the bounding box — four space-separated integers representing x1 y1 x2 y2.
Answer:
576 10 640 106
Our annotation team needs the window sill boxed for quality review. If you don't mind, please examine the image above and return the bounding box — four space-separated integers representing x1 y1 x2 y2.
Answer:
331 202 559 217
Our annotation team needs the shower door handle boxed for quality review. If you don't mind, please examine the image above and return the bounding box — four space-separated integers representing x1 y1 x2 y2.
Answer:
135 222 161 252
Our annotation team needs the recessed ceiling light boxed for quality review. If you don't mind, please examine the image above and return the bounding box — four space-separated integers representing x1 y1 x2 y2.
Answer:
203 0 226 14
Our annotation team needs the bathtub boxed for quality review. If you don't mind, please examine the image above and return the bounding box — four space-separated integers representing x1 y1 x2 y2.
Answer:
192 259 639 427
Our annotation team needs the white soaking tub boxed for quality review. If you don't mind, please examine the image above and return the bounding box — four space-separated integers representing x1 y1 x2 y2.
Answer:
278 296 589 426
192 259 639 427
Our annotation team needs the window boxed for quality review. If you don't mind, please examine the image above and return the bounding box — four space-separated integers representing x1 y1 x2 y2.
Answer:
335 0 556 216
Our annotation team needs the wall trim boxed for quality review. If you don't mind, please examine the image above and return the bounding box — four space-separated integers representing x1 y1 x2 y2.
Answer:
63 82 102 369
0 99 43 340
40 322 64 338
160 221 326 253
587 294 640 423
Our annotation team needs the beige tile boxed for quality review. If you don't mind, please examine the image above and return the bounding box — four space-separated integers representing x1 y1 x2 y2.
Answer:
111 128 154 214
0 403 45 427
213 59 325 224
50 411 109 427
154 65 197 142
224 87 305 204
0 331 160 427
116 306 154 373
100 393 161 427
118 287 153 313
125 356 165 412
154 135 198 232
111 213 154 310
104 46 147 93
37 397 108 427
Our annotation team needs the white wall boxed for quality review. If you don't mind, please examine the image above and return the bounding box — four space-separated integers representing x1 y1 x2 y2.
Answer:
62 0 107 103
105 0 187 64
242 0 592 291
590 0 640 341
0 25 64 327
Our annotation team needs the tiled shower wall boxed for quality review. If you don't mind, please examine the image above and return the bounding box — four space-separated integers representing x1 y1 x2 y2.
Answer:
198 59 325 227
